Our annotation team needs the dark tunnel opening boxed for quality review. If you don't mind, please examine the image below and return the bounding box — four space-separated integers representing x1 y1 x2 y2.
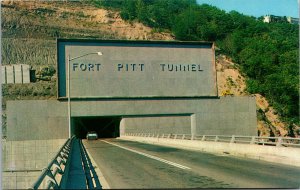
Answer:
72 116 121 139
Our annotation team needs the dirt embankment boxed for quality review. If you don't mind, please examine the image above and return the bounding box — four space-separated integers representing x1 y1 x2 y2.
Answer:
2 1 174 40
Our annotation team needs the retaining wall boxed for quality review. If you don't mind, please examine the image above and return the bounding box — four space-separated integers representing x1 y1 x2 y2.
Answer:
2 139 66 189
7 96 257 140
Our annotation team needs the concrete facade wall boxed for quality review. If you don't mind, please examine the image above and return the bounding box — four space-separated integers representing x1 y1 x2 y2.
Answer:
2 139 66 171
120 115 191 135
6 65 14 83
58 40 217 98
7 96 257 140
7 100 68 140
2 139 66 189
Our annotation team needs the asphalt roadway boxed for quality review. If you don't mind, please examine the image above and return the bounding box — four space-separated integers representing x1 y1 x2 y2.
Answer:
84 138 300 189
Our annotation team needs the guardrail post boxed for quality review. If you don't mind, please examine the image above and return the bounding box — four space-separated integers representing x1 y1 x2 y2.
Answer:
230 135 235 143
182 134 185 140
157 134 160 138
191 135 195 140
45 168 59 189
47 178 59 189
250 136 256 144
214 136 219 142
167 134 171 138
174 134 177 139
162 134 164 138
276 137 283 146
30 137 75 190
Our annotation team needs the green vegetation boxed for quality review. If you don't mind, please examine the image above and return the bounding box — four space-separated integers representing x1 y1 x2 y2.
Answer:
2 83 57 99
91 0 299 124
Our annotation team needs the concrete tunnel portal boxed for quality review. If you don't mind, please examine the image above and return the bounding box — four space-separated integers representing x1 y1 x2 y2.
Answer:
72 116 121 139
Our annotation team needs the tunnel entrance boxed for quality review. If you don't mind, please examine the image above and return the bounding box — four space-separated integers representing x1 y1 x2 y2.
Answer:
72 116 121 139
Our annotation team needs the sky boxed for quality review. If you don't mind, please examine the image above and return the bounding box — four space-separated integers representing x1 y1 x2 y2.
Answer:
196 0 299 18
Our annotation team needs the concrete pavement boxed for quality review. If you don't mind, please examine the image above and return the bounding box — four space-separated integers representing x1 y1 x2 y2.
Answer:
84 138 300 189
120 135 300 167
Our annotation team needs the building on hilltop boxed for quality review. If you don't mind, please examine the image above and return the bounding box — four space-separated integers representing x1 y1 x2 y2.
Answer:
287 16 299 24
263 15 299 24
263 15 271 23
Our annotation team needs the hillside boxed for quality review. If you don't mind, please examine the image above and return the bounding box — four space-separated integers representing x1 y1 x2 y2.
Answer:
1 1 299 137
216 55 296 137
102 0 299 135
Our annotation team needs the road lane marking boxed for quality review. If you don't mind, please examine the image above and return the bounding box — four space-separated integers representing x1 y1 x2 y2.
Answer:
101 140 191 170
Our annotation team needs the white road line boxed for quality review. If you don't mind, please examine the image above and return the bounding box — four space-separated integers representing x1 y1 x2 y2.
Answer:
101 140 191 170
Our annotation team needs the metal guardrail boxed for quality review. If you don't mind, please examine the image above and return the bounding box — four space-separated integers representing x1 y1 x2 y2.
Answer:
29 136 75 190
79 140 102 189
125 133 300 148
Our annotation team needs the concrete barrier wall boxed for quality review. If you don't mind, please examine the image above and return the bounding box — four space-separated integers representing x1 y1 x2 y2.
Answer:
2 139 66 170
2 171 42 189
1 64 30 84
120 136 300 167
2 139 66 189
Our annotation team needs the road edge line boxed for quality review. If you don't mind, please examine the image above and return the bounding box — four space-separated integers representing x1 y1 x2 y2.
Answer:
101 140 191 170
